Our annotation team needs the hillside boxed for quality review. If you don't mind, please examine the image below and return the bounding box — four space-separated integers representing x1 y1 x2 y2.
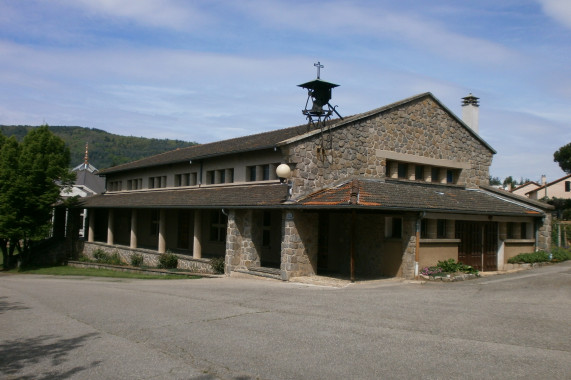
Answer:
0 125 198 170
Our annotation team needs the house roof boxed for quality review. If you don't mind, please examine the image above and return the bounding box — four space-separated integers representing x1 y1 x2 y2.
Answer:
511 181 540 193
80 182 289 209
525 173 571 195
82 177 550 217
98 92 495 175
294 179 549 216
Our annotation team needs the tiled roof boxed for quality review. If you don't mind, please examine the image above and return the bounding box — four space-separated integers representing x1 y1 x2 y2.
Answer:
295 179 548 216
525 173 571 194
98 123 319 175
98 92 495 175
80 183 288 208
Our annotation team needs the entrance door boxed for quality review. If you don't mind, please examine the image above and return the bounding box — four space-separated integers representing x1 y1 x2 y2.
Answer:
317 213 329 272
456 221 498 271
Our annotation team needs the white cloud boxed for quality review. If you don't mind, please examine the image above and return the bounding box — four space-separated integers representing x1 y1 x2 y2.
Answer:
536 0 571 29
58 0 209 30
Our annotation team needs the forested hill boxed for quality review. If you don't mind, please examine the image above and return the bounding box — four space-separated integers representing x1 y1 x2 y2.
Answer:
0 125 198 170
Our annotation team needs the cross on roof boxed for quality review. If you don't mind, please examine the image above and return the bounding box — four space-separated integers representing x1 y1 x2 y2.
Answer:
314 61 324 79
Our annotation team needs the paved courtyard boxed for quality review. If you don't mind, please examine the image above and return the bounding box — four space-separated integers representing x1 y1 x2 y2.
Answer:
1 262 570 379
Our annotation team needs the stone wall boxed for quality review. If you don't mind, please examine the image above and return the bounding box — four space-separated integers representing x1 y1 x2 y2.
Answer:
282 96 494 198
401 215 418 279
538 214 552 251
281 211 318 279
225 209 261 273
83 241 214 273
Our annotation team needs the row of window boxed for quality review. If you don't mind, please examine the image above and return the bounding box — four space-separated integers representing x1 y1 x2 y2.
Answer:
386 160 458 184
108 164 280 192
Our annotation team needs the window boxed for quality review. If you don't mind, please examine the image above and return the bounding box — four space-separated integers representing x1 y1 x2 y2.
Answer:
397 163 408 179
149 177 155 189
207 171 215 184
437 219 447 238
420 219 428 239
247 166 256 181
520 223 528 239
227 168 234 183
565 181 570 192
262 164 270 181
174 174 181 187
219 170 226 184
209 210 228 242
431 167 440 182
446 170 454 184
415 165 424 181
386 217 402 238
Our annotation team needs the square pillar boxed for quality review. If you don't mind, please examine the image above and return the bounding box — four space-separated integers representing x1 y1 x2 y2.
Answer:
130 209 138 249
193 210 202 259
158 209 166 253
107 209 114 245
88 209 95 242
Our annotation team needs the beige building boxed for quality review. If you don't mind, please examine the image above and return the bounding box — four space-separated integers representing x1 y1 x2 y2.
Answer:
80 91 553 280
511 181 541 197
526 174 571 200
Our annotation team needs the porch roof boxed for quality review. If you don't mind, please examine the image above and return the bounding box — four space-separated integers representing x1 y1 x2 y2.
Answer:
294 179 548 216
80 182 288 209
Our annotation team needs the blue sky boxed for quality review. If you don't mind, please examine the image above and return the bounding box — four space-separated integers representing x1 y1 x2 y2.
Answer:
1 0 570 182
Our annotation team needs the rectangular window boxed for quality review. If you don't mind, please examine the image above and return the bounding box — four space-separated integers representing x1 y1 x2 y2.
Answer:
209 210 228 242
174 174 181 187
248 166 256 181
565 181 570 192
397 163 408 179
127 180 132 190
420 219 428 239
219 170 226 184
415 165 424 181
227 168 234 183
431 167 440 182
520 223 527 239
446 170 454 184
437 219 447 239
207 170 215 184
162 176 167 188
507 222 515 239
262 164 270 181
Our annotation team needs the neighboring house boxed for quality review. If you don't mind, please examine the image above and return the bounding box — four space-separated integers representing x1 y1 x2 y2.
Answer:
511 181 541 197
526 174 571 200
57 145 106 237
80 89 552 280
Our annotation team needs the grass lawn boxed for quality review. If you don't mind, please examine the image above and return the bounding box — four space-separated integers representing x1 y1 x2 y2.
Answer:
9 265 199 280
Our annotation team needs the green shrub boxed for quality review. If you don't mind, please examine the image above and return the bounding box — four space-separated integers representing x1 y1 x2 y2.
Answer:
551 247 571 262
507 251 550 264
158 252 178 269
436 259 478 274
92 249 122 265
131 253 144 267
210 257 225 274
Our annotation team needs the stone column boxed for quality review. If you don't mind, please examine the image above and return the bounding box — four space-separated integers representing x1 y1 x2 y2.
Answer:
537 214 552 251
107 209 114 245
193 210 202 259
281 210 318 280
88 209 95 242
401 214 417 279
158 209 166 253
130 209 138 249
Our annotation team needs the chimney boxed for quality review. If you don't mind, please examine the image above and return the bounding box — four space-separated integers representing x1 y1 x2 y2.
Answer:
461 93 479 134
541 174 547 185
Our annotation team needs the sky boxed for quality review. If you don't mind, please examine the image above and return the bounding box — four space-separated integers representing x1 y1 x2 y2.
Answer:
0 0 570 183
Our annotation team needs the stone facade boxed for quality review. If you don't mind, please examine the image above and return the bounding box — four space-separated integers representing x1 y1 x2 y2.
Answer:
83 241 215 273
537 213 552 251
225 209 261 272
282 96 494 198
281 211 318 279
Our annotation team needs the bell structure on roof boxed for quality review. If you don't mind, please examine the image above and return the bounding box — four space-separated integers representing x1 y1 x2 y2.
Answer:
298 62 343 159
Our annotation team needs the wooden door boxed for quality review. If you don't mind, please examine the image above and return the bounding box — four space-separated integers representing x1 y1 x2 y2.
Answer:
456 221 498 271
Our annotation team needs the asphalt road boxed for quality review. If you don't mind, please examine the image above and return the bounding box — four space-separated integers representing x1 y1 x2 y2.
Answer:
1 262 570 380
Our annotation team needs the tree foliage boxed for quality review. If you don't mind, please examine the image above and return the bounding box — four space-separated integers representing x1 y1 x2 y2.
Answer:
0 126 72 269
553 142 571 174
0 125 197 169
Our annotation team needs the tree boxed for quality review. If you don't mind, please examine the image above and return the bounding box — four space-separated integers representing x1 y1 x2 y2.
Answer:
0 126 72 269
554 142 571 174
